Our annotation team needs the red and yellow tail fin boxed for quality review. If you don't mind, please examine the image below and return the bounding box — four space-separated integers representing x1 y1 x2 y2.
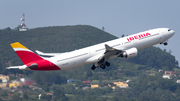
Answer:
11 42 43 64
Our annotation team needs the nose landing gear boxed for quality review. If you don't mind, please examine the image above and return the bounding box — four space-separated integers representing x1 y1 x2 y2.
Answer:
160 42 168 46
163 42 168 46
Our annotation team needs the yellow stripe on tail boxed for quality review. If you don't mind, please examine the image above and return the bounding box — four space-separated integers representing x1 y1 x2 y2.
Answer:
11 42 29 50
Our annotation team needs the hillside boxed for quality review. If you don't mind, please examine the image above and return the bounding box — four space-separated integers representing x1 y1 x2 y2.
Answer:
0 25 179 74
0 25 180 100
0 25 178 71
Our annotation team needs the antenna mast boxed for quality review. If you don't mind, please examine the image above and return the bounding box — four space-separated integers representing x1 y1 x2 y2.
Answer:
19 13 27 31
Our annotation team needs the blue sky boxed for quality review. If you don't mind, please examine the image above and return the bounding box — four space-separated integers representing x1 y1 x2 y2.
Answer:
1 0 180 65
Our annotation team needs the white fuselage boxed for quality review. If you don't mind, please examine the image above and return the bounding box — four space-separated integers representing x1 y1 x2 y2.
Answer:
45 28 175 70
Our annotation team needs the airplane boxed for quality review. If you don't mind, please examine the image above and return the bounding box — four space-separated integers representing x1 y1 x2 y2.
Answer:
6 28 175 71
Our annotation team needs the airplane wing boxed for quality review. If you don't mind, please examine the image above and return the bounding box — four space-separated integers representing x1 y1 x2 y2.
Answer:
94 44 123 67
35 50 62 57
104 44 123 56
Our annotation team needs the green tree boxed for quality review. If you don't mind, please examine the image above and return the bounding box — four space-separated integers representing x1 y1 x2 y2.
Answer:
12 94 22 101
176 87 180 97
23 93 29 99
53 89 69 101
41 94 52 101
42 84 49 92
0 97 3 101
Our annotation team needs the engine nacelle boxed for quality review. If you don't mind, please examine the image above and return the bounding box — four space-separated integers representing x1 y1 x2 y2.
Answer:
119 47 138 58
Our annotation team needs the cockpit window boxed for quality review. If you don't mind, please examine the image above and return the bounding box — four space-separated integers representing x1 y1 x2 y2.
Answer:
168 29 171 31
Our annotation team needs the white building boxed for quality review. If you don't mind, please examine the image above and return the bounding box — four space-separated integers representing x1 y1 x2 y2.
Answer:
162 75 171 79
177 80 180 83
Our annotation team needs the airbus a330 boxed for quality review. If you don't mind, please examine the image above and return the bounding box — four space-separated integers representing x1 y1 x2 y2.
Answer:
6 28 175 70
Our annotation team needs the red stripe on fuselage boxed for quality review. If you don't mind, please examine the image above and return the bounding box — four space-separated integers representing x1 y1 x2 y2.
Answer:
16 51 61 71
28 59 61 71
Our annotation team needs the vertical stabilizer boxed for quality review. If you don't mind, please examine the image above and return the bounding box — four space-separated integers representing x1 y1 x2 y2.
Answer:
11 42 43 64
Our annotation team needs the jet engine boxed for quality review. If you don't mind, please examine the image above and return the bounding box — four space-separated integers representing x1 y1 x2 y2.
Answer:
119 47 138 58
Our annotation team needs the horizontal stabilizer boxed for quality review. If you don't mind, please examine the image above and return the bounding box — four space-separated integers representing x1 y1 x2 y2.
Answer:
6 63 38 70
6 65 27 70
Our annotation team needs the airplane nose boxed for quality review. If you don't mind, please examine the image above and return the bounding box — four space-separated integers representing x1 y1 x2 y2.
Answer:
171 30 175 36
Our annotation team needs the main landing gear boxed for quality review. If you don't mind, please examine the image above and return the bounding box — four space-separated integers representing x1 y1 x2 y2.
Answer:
91 61 110 70
91 65 96 70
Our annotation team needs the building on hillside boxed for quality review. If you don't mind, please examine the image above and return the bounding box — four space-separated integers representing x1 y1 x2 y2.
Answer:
113 81 129 88
46 93 53 95
20 78 36 86
20 78 25 83
19 74 25 78
82 86 90 90
159 69 163 72
91 84 99 88
23 80 36 86
177 80 180 83
83 81 91 85
0 83 8 88
7 73 15 77
112 86 116 90
7 93 13 97
108 84 116 89
0 75 9 83
9 81 21 88
108 84 112 87
126 80 131 83
164 71 173 75
162 75 172 79
67 79 80 84
162 71 176 79
2 79 8 83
